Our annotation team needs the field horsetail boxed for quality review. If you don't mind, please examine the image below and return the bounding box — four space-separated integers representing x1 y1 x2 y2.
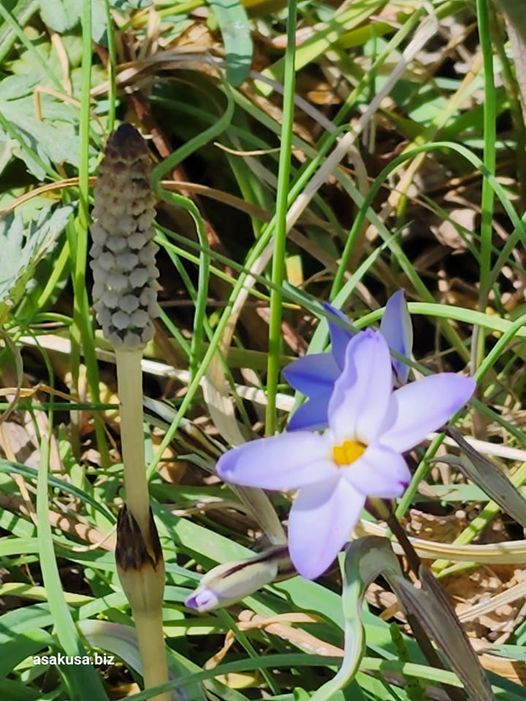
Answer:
90 124 169 701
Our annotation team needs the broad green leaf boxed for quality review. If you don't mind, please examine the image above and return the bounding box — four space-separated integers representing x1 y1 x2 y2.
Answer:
0 628 53 678
0 603 55 640
39 0 83 32
490 644 526 662
0 73 39 100
91 0 109 45
206 0 253 87
8 32 54 81
0 203 74 317
0 96 80 177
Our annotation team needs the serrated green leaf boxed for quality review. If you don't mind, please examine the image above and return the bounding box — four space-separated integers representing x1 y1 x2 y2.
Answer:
39 0 82 33
0 203 74 316
91 0 109 45
116 0 152 8
0 73 39 100
0 97 80 176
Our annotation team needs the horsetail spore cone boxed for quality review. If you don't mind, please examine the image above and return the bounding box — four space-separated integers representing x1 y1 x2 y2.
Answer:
90 123 159 349
91 125 169 701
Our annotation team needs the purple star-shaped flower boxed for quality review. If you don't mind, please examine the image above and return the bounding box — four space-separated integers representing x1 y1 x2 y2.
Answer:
283 290 413 431
217 329 475 580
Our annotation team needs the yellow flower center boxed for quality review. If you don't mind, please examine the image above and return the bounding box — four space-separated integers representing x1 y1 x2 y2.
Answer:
332 439 366 467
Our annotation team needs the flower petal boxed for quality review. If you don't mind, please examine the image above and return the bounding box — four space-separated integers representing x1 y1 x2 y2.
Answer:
288 476 364 579
328 329 393 444
344 444 411 498
217 432 335 490
380 374 476 452
286 391 333 432
185 588 219 612
380 290 413 385
322 303 354 369
282 353 339 396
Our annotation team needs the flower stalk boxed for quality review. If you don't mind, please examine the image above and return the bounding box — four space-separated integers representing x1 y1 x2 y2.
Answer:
91 123 169 701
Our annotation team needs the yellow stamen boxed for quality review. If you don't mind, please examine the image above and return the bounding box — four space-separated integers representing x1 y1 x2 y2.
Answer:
332 439 366 467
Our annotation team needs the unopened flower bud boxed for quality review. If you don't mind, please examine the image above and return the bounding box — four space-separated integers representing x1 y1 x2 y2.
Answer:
90 123 159 350
185 546 291 613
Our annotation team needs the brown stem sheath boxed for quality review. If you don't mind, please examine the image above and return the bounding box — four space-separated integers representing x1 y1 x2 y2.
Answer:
116 506 170 701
